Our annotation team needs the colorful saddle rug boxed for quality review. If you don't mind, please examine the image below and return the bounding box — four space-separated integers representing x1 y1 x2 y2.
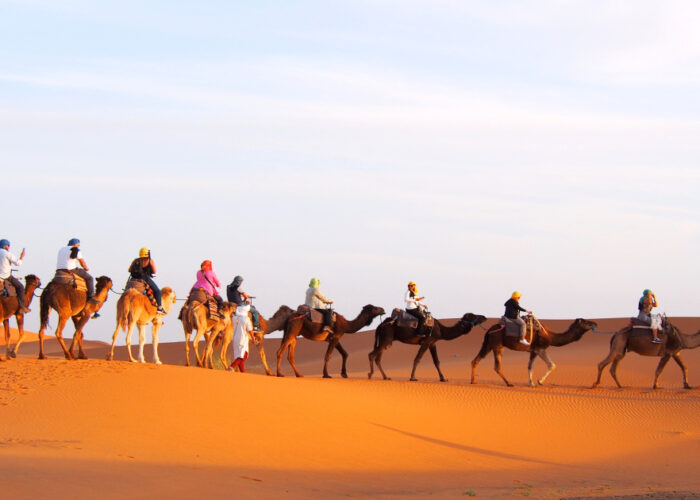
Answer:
188 288 222 320
0 278 17 297
295 304 337 326
388 308 434 330
52 269 87 292
124 279 157 307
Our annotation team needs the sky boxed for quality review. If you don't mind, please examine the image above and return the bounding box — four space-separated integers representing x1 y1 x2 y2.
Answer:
1 0 699 344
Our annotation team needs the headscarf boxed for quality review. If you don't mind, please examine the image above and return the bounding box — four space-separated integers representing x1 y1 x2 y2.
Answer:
511 291 522 299
309 278 320 288
201 260 213 271
232 275 243 288
639 289 652 309
408 281 418 297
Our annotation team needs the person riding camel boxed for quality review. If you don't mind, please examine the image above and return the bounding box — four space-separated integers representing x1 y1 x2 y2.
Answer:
305 278 334 334
128 247 166 315
0 239 31 314
638 289 662 343
504 291 532 345
191 260 223 308
404 281 428 335
226 275 261 330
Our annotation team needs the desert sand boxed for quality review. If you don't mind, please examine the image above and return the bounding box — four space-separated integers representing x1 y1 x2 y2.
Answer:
1 317 699 499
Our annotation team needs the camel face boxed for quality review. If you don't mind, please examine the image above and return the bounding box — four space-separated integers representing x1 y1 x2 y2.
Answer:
462 313 487 326
575 318 598 331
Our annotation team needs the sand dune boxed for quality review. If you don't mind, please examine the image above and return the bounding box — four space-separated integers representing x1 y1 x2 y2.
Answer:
1 317 699 498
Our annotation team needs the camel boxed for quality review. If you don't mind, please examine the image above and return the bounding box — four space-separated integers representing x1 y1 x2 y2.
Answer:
368 313 487 382
2 274 41 359
592 319 700 389
276 304 385 378
180 298 236 367
470 317 598 387
106 287 176 364
211 305 297 373
37 275 112 360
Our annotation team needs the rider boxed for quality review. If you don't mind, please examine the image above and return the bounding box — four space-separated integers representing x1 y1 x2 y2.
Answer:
227 275 261 330
191 260 223 308
504 291 532 345
0 239 31 314
128 247 166 315
404 281 428 334
638 289 662 343
57 238 97 303
305 278 334 334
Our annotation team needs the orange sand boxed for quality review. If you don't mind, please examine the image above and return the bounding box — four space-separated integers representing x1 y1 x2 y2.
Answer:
1 317 699 498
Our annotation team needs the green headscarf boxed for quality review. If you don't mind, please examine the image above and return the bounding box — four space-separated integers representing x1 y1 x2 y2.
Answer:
309 278 320 288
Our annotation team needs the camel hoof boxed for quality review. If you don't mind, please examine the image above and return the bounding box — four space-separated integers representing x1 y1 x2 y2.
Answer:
409 378 418 382
8 350 16 359
323 374 332 379
367 373 372 379
276 373 284 377
129 359 137 363
38 354 46 360
139 359 146 364
155 360 162 365
78 353 87 360
684 384 692 390
506 383 514 387
341 373 348 379
440 378 448 383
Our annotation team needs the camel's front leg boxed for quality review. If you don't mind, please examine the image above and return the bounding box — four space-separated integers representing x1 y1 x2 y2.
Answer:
428 343 447 382
107 322 122 361
288 339 302 378
672 353 691 389
54 315 73 360
3 319 10 359
9 317 27 358
184 333 192 366
610 354 626 389
536 350 556 386
335 341 349 378
192 330 206 367
71 315 89 359
322 338 338 378
527 350 537 387
255 336 273 376
137 323 147 363
652 354 672 389
152 320 163 365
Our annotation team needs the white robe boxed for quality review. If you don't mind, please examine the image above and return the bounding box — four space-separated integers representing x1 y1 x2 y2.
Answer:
233 313 253 360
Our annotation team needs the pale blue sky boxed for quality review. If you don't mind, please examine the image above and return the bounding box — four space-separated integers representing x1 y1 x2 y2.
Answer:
2 1 699 343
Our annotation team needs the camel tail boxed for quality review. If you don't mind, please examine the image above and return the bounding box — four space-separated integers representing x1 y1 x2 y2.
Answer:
39 289 52 330
475 329 493 359
374 320 388 350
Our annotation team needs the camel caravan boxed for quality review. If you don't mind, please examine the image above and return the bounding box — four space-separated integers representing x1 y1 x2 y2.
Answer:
0 238 699 390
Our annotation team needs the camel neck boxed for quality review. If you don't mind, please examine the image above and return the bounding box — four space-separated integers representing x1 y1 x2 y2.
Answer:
436 319 470 340
548 323 588 347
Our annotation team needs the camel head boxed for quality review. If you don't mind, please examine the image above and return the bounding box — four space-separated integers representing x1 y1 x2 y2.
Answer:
460 313 487 327
161 287 176 305
24 274 41 288
361 304 386 320
95 275 113 293
573 318 598 331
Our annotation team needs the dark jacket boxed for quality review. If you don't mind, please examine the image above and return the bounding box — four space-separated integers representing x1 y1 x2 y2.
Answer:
504 298 527 319
128 258 154 280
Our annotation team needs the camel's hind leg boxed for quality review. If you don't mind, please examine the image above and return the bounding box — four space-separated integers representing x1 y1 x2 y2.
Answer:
184 332 192 366
152 321 163 365
409 339 432 382
429 343 447 382
322 338 337 379
3 319 10 360
53 315 73 360
9 317 26 358
276 322 301 377
137 324 147 363
336 342 349 378
287 338 302 378
493 345 512 387
536 350 556 386
125 322 137 363
652 354 672 390
671 353 691 389
592 334 626 389
609 353 627 388
471 332 496 384
254 336 273 376
107 322 123 361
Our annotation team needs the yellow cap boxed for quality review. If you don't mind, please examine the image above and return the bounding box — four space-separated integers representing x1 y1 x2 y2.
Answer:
511 291 522 299
139 247 150 258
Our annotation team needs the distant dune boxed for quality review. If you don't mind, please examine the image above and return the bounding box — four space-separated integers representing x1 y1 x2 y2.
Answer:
1 317 699 498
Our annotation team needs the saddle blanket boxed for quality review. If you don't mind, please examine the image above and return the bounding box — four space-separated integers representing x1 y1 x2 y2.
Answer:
52 269 87 292
187 288 222 320
296 305 337 325
389 308 434 329
0 278 17 297
125 279 157 307
629 317 666 338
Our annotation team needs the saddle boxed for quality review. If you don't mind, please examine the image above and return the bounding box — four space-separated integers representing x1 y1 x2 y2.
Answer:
388 308 434 330
0 278 17 297
493 315 537 338
124 279 158 307
628 316 666 338
187 288 222 320
295 305 337 326
52 269 87 292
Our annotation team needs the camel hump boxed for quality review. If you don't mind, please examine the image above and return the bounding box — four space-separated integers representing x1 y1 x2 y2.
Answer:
0 278 17 297
52 269 87 292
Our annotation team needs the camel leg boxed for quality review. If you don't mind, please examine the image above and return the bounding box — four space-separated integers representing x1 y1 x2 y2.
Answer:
493 345 512 387
609 353 626 388
107 322 122 361
374 347 391 380
470 333 494 384
3 319 10 359
527 350 537 387
652 354 672 390
192 330 205 367
184 333 192 367
69 315 88 360
336 342 349 378
671 353 691 389
9 317 25 358
38 326 47 360
275 335 291 377
287 338 302 378
219 330 232 369
429 343 447 382
152 325 162 365
409 340 432 381
125 322 137 363
54 316 74 360
322 339 336 378
537 350 556 386
137 324 147 363
257 343 273 376
276 322 301 377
